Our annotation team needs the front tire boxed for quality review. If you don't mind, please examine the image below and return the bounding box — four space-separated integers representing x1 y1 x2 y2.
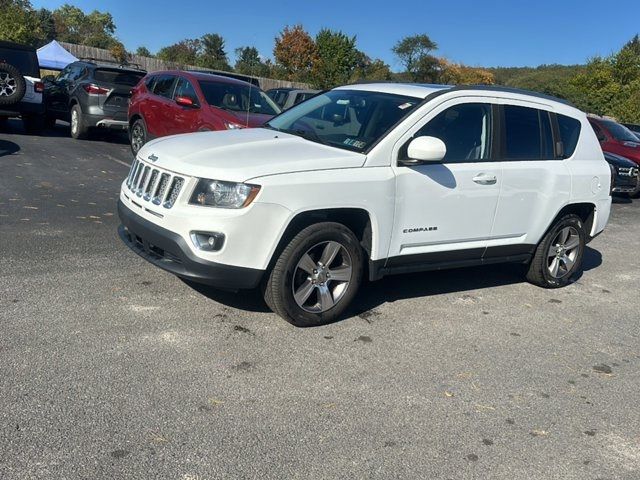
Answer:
263 222 364 327
70 104 88 139
526 214 586 288
130 118 147 156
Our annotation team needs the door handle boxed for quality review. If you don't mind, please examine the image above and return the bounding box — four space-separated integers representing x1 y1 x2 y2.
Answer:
472 173 497 185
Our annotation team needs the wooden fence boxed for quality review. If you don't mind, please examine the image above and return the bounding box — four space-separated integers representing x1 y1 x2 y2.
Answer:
59 42 310 91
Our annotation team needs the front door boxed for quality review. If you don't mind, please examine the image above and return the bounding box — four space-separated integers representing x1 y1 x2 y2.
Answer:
388 100 501 267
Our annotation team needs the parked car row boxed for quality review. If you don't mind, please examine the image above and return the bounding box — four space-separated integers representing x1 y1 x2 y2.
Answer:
588 115 640 198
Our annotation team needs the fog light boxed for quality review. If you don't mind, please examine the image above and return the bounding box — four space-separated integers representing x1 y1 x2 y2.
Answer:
190 231 225 251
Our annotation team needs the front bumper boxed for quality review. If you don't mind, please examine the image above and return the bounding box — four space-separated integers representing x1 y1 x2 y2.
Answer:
117 200 264 290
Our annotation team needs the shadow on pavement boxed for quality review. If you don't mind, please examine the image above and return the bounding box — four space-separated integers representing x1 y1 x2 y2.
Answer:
0 118 128 145
183 245 604 320
0 139 20 157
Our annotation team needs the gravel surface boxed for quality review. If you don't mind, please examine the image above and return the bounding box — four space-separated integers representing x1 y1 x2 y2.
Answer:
1 120 639 479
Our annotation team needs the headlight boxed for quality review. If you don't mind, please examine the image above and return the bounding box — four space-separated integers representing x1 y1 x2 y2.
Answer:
189 179 260 209
224 121 245 130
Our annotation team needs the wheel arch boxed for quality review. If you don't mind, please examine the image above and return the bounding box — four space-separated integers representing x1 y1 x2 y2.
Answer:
545 202 596 239
266 207 374 274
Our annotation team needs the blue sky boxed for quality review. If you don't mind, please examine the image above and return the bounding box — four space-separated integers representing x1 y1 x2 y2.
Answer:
34 0 640 70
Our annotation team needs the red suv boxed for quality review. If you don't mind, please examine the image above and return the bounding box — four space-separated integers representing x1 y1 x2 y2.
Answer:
128 71 280 155
588 116 640 166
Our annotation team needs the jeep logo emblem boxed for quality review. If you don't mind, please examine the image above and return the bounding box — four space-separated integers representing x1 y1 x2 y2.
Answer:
148 154 158 162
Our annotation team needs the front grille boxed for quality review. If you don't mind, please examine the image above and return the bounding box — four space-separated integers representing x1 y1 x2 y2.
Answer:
124 160 186 209
618 166 639 177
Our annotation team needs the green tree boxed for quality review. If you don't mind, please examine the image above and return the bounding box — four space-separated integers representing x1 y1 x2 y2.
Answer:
157 39 201 65
350 51 392 82
273 25 318 82
135 46 152 57
0 0 41 45
234 46 269 77
34 8 55 45
312 28 359 88
52 4 119 48
392 34 439 82
199 33 230 71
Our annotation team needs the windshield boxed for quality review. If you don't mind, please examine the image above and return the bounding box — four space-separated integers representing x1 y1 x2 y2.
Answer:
94 69 145 86
198 81 280 115
266 90 420 153
603 120 639 143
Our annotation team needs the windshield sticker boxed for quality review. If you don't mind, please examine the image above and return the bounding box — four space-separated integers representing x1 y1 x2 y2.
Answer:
398 102 414 110
343 138 366 149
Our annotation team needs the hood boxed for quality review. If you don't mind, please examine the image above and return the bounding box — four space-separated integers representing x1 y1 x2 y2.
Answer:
604 152 638 168
138 128 366 183
229 111 273 128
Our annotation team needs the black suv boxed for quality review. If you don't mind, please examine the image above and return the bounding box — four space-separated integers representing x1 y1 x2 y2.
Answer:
43 59 146 139
0 41 45 133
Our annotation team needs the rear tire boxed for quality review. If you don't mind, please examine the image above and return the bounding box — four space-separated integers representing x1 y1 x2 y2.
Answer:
263 222 364 327
130 118 147 156
70 104 88 139
526 214 586 288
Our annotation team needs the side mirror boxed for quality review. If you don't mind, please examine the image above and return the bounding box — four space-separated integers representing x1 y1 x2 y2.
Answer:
175 95 197 108
403 136 447 164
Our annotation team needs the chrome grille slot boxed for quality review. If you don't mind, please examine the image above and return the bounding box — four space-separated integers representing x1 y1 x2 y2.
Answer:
126 160 139 187
131 162 143 191
163 177 184 209
153 173 170 205
136 166 150 196
144 169 159 200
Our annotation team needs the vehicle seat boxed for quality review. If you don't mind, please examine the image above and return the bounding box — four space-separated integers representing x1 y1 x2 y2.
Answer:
222 93 238 109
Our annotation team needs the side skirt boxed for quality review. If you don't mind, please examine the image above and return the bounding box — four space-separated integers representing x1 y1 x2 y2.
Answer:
369 245 536 281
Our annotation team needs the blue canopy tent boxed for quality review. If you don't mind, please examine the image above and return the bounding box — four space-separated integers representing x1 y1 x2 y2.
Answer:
37 40 78 70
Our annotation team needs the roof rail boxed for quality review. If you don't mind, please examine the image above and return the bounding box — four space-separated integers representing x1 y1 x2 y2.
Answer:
79 57 145 71
449 85 575 107
183 68 260 87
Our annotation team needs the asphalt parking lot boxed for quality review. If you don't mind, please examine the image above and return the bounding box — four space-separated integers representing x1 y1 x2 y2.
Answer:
1 119 639 479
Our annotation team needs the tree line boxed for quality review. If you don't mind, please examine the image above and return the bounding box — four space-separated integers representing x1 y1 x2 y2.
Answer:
1 1 639 122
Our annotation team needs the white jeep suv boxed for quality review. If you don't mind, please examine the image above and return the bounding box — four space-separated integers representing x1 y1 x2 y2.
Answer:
118 83 611 327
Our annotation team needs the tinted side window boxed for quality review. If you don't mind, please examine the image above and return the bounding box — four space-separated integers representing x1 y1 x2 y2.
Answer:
557 115 582 158
144 75 156 90
415 103 492 163
152 75 176 98
503 105 541 160
173 77 198 101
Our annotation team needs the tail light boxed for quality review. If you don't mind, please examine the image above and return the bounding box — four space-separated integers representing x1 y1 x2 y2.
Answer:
609 163 616 194
33 81 44 93
83 84 109 95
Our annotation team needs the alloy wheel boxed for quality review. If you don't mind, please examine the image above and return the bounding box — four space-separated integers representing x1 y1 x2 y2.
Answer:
131 123 144 153
0 73 16 97
292 241 353 313
547 226 580 279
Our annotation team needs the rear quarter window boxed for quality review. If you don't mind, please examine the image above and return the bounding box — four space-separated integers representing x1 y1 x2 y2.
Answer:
557 114 581 158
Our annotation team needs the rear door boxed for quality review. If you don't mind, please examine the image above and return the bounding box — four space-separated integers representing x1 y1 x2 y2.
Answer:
146 74 176 137
488 103 572 255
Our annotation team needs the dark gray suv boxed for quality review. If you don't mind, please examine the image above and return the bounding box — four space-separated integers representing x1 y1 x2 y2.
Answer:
43 59 146 139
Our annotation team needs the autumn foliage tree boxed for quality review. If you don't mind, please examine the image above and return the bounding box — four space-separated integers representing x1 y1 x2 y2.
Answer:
438 59 495 85
273 25 318 82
